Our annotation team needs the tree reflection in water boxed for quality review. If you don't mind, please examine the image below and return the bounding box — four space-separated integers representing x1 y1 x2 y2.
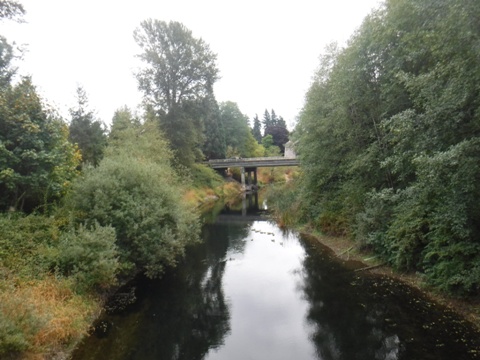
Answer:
299 235 480 360
72 219 252 360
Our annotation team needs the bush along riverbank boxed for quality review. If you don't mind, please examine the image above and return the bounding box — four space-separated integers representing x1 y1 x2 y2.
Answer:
0 121 231 359
266 181 480 333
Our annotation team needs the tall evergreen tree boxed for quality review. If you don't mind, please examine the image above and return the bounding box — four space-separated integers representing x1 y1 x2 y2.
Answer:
251 114 262 143
270 109 278 126
262 109 272 129
264 109 289 153
68 86 107 167
110 106 141 140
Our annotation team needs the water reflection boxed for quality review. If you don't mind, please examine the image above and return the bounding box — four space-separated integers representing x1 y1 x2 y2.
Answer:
299 236 480 360
72 230 235 360
299 236 402 359
73 195 480 360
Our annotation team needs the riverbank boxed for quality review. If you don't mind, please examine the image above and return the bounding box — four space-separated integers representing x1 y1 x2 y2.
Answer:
0 169 241 360
297 225 480 333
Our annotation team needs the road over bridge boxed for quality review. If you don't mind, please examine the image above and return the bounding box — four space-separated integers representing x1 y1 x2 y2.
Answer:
205 157 299 189
206 157 299 169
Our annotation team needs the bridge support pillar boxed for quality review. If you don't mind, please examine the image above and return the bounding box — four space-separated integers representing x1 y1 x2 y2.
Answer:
244 167 257 190
241 167 246 190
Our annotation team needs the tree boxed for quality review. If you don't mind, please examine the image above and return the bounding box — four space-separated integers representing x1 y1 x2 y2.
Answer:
66 120 199 278
134 19 219 165
0 36 16 88
0 0 24 88
263 109 289 153
68 86 107 167
262 109 272 129
202 96 226 159
219 101 261 158
0 78 80 212
251 114 262 143
294 0 480 295
110 106 141 141
0 0 25 22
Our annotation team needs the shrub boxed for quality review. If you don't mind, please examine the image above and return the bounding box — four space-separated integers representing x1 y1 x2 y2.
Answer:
0 213 58 278
189 163 224 189
66 122 200 278
0 299 40 356
266 180 303 228
56 223 119 291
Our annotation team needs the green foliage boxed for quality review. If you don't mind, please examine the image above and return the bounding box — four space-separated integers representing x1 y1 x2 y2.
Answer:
294 0 480 296
0 213 58 277
261 135 281 157
0 298 40 356
66 121 200 278
0 213 118 292
110 106 141 140
56 223 119 291
266 180 303 227
251 114 262 143
134 19 219 165
0 78 80 212
68 86 107 167
189 163 223 189
219 101 254 157
0 36 16 88
259 109 290 154
201 96 226 159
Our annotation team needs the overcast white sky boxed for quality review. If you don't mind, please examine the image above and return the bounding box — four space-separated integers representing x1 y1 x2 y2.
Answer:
2 0 382 128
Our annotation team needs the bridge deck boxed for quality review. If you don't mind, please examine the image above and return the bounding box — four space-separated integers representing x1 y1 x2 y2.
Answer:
206 157 299 169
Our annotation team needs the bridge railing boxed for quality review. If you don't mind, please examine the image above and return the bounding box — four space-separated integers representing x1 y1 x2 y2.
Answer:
205 157 299 170
207 156 289 163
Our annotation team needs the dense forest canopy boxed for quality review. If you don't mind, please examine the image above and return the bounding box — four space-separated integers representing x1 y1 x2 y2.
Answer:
293 0 480 295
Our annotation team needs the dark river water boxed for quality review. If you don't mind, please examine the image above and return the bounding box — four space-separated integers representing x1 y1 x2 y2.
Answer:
72 196 480 360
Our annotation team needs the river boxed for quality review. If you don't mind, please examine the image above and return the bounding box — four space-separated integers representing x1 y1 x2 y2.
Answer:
72 195 480 360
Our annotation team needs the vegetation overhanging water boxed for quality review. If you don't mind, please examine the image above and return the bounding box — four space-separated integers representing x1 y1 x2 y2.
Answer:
72 195 480 360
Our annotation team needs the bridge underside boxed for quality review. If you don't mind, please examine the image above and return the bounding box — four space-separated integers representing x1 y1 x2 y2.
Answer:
205 157 299 190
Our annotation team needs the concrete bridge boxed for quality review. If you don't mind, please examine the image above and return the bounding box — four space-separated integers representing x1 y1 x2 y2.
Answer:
205 157 299 190
207 157 299 169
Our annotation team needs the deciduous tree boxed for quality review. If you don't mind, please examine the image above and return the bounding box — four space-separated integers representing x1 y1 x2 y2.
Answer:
0 0 25 22
0 78 80 212
134 19 219 165
295 0 480 295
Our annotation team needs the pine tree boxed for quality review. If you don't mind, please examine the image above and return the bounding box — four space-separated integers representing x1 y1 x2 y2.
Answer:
251 114 262 143
68 86 107 167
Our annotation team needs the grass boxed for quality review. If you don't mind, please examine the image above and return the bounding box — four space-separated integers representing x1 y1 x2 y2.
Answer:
184 176 242 208
0 213 103 359
0 276 100 359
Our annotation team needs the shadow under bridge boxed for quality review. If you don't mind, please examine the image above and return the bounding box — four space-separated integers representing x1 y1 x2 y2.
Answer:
205 157 299 189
